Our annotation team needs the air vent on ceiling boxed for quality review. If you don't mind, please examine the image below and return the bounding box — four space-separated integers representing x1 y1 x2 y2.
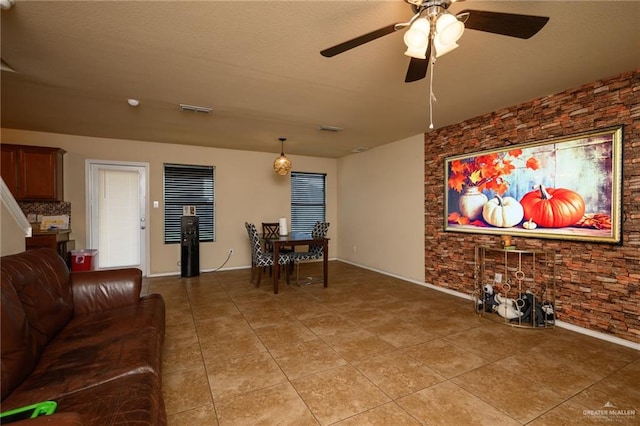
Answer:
179 104 212 114
318 124 343 132
352 147 368 153
1 58 16 73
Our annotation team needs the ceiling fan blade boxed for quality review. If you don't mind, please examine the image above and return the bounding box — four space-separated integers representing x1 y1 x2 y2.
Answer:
320 24 398 57
459 10 549 39
404 42 431 83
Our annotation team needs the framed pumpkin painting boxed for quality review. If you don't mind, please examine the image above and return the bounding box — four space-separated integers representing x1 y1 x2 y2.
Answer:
444 126 623 244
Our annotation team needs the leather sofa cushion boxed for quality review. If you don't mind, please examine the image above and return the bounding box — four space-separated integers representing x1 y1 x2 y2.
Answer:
1 248 167 424
1 249 73 348
1 296 164 411
65 294 164 348
71 268 143 315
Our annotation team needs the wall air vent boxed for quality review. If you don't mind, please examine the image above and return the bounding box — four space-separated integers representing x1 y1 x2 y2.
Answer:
318 124 343 132
179 104 212 114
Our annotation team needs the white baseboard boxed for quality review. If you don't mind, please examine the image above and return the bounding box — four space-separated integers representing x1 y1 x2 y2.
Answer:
146 257 638 350
553 320 640 351
146 264 248 278
338 258 639 351
145 257 342 279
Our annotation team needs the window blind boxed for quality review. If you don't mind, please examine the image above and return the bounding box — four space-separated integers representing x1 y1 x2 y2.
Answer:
163 163 215 243
291 172 326 234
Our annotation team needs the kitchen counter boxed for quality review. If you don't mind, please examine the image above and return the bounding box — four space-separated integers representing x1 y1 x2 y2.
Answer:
26 228 74 265
32 228 71 238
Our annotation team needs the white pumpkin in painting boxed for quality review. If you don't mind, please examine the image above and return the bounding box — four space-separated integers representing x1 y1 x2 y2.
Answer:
482 195 524 228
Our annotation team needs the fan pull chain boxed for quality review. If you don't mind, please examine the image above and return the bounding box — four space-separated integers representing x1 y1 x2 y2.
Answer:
428 53 436 129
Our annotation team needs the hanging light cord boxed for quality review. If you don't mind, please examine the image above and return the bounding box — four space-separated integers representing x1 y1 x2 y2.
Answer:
428 48 436 130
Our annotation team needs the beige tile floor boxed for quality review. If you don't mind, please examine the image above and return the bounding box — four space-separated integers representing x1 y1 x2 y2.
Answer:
144 261 640 426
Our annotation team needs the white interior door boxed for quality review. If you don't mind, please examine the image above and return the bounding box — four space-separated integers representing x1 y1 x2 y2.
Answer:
86 161 148 275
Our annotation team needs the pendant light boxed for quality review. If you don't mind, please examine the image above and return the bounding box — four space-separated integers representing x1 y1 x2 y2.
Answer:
273 137 292 176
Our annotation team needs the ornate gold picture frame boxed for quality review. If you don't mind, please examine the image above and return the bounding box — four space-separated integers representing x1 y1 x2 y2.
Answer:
444 126 623 244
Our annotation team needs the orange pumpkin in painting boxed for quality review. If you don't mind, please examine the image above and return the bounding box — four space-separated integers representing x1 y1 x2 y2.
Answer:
520 185 585 228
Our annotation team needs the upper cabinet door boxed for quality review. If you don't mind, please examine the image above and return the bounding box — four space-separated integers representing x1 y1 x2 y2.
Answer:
1 144 66 201
1 145 19 196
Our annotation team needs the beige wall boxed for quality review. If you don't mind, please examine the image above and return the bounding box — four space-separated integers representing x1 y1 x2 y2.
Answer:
1 129 337 275
337 134 425 283
1 128 425 284
1 202 27 256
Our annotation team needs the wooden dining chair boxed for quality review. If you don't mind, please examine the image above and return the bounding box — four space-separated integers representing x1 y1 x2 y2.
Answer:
262 222 280 253
262 222 293 275
261 222 279 275
262 222 280 239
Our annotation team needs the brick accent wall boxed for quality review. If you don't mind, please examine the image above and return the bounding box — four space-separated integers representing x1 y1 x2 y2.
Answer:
424 69 640 343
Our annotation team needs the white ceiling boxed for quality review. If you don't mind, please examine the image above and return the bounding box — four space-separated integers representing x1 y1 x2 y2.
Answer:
1 1 639 158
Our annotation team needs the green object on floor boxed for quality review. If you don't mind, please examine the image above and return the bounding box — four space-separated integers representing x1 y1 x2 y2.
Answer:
0 401 57 424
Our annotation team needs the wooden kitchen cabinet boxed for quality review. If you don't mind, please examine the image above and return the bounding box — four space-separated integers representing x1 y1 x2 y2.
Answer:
1 146 19 195
1 144 66 201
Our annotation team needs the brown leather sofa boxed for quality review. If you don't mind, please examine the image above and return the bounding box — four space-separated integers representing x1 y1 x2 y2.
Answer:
1 248 166 424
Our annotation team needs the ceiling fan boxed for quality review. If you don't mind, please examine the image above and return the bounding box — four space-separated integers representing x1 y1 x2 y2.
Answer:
320 0 550 83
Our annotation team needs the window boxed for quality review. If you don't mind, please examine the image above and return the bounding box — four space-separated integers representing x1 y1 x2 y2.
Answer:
291 172 326 234
163 163 214 243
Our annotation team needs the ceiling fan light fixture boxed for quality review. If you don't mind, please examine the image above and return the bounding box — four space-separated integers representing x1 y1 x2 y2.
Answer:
273 137 292 176
434 39 459 58
404 43 429 59
403 17 430 58
435 13 464 46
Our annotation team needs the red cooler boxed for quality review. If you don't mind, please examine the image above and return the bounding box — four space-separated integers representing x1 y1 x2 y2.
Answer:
71 249 98 272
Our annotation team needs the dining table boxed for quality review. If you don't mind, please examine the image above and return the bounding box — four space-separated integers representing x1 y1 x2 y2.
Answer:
262 232 329 294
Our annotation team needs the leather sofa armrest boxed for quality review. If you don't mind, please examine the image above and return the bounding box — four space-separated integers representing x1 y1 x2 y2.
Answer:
70 268 142 315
